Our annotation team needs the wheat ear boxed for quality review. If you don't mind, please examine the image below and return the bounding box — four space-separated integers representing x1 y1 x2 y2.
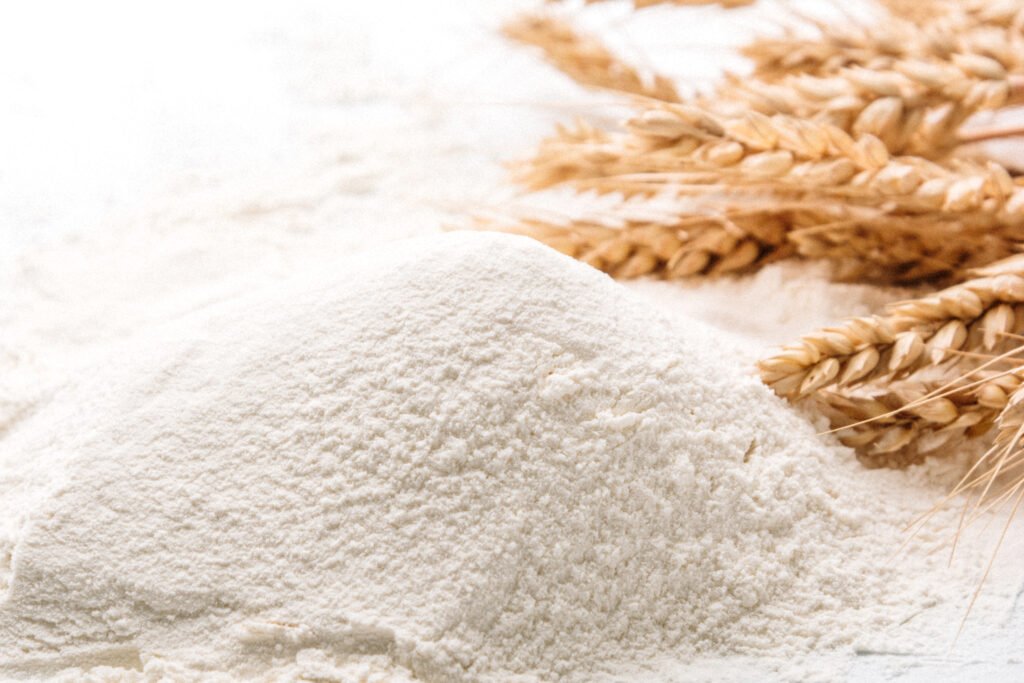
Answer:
759 254 1024 400
713 58 1024 157
814 370 1021 468
522 101 1024 206
515 101 1024 283
484 207 792 278
503 14 680 101
877 0 953 24
745 12 1024 82
959 0 1024 29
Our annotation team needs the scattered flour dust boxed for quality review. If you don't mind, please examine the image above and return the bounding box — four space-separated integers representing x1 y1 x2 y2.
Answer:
0 232 1002 682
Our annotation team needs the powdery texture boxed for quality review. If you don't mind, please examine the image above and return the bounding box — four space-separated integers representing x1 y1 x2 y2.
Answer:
0 233 998 682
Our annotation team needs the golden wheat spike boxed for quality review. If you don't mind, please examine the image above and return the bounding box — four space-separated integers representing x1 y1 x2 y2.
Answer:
482 209 791 280
877 0 953 23
522 101 1024 206
760 254 1024 400
503 14 680 101
713 58 1024 157
813 373 1015 469
744 10 1024 82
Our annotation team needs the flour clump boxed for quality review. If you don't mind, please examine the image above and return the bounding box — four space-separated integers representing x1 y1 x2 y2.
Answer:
0 233 943 681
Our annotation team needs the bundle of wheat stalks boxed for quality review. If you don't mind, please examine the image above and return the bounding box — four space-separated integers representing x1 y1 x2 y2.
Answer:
491 0 1024 545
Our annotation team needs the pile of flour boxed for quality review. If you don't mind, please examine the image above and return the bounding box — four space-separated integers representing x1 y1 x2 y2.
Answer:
0 232 998 682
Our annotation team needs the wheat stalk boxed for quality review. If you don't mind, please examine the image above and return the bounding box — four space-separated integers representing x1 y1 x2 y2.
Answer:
503 14 680 101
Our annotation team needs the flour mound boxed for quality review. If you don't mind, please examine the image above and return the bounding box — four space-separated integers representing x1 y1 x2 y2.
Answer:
0 233 936 680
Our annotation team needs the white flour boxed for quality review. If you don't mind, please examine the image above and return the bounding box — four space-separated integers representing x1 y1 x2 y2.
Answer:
0 233 1012 682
